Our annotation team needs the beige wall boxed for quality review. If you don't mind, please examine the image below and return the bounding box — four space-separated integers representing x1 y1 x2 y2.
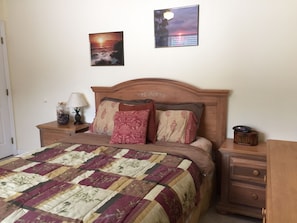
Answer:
2 0 297 153
0 0 4 19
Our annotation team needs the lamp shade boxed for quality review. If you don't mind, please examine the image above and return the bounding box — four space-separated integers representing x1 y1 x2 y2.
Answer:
67 92 88 108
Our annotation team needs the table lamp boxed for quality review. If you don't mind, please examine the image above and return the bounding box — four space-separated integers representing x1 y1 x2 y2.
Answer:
67 92 88 125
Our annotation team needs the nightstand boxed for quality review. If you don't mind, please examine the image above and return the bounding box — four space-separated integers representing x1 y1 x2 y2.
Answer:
216 139 267 219
37 121 89 146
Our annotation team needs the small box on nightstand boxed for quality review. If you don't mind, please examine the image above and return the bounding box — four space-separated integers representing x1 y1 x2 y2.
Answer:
234 130 258 146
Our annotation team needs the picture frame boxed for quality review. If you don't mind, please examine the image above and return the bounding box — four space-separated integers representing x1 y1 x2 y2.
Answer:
89 31 124 66
154 5 199 48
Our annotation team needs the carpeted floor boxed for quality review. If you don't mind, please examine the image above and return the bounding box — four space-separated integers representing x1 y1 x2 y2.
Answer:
199 205 262 223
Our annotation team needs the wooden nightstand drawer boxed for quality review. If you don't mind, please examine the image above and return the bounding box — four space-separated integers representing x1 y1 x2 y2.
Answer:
40 130 71 146
230 157 266 183
229 181 265 208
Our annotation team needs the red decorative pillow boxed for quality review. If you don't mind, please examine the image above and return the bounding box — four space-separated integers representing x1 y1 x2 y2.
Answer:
119 101 157 143
110 110 150 144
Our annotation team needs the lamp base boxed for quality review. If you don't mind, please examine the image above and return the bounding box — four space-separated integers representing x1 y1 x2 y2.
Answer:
74 120 83 125
74 108 83 125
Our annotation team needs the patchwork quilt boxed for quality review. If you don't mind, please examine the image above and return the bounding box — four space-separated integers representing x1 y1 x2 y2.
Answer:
0 142 204 223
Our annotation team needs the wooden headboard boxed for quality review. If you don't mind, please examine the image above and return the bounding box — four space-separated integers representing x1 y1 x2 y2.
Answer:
91 78 229 149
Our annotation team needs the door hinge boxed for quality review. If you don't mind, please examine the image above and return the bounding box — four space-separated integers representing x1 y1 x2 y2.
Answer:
6 89 9 96
11 137 14 144
1 37 3 44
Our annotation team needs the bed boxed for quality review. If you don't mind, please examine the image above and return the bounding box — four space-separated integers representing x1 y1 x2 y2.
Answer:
0 78 229 223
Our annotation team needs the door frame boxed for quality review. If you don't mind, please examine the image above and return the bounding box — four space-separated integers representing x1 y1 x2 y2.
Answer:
0 20 17 156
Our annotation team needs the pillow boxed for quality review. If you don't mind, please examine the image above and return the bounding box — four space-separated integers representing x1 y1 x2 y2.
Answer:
119 101 157 143
156 110 198 144
90 97 153 135
155 102 204 128
91 100 120 135
190 137 213 154
110 110 150 144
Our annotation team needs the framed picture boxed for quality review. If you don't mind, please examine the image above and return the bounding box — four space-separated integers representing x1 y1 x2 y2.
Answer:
89 31 124 66
154 5 199 48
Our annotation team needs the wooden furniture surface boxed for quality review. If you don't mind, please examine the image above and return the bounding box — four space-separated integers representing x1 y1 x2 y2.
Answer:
91 78 230 150
264 140 297 223
37 121 89 146
216 139 267 219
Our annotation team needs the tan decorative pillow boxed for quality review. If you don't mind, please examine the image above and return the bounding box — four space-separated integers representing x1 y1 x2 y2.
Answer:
156 110 198 144
91 100 120 135
155 102 204 129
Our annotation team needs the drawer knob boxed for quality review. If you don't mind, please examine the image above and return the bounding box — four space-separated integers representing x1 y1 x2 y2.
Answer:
252 193 258 200
253 169 260 176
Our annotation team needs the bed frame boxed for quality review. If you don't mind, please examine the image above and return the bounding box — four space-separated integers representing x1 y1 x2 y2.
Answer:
91 78 229 150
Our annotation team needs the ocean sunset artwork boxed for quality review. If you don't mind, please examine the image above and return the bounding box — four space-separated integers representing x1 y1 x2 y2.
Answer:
154 5 199 48
89 31 124 66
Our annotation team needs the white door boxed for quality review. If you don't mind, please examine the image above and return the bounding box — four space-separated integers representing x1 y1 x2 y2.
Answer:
0 21 16 158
